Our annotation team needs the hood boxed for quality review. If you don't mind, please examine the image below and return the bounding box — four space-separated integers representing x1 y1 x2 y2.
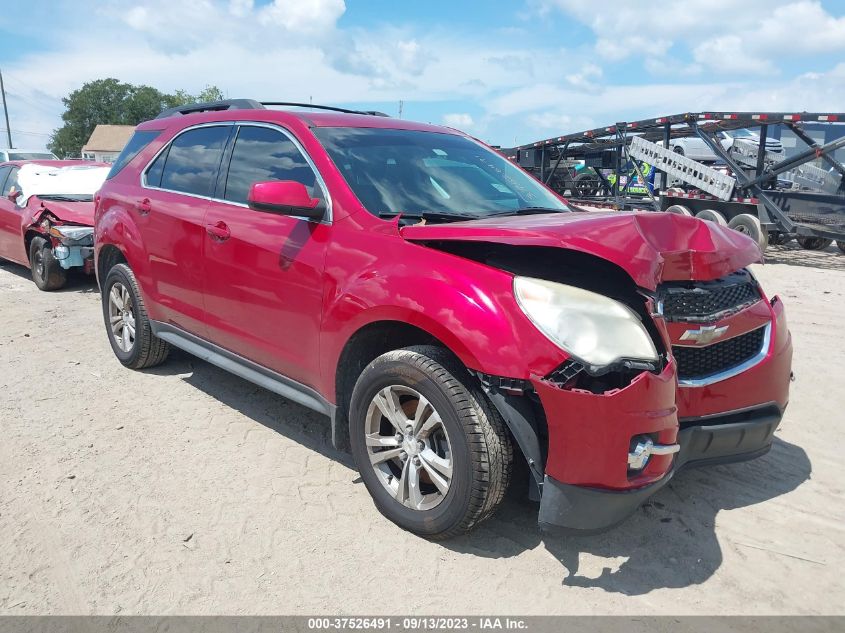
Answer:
400 211 762 291
29 198 95 227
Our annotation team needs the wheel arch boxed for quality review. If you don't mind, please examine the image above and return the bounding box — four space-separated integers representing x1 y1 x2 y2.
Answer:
331 319 463 450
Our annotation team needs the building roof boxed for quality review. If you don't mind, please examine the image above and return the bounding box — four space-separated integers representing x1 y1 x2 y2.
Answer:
81 124 135 153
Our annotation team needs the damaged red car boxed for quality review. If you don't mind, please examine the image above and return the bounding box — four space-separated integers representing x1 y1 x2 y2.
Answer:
0 160 110 290
94 101 793 538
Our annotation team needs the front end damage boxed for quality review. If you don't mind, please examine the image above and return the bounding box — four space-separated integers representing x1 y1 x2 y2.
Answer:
35 215 95 274
402 211 792 533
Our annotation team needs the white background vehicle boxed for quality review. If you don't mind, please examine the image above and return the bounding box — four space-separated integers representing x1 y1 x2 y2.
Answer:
0 148 59 161
665 128 784 161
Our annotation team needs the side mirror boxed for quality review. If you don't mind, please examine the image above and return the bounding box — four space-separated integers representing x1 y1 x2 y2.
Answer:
247 181 324 220
7 189 21 203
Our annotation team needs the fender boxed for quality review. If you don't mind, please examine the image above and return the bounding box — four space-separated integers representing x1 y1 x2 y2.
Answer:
94 200 151 293
318 229 568 401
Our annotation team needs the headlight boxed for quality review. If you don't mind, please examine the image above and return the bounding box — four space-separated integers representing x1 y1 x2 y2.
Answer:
49 225 94 242
513 276 658 368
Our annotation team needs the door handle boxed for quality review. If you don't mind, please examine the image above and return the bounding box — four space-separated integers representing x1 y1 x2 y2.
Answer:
205 220 231 241
136 198 152 215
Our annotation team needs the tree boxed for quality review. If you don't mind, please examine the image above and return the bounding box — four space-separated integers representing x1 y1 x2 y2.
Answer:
48 79 225 157
165 85 226 107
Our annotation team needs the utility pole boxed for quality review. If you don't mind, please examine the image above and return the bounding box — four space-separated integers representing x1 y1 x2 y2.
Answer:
398 100 403 119
0 69 12 149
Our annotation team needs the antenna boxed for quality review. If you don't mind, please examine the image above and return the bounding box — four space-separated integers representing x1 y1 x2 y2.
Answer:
0 69 12 149
398 100 404 119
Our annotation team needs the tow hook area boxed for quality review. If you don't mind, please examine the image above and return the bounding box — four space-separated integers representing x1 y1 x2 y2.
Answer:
627 436 680 471
52 243 95 270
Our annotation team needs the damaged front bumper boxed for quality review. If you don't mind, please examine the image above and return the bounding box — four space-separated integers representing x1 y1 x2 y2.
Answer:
538 403 783 533
507 355 786 534
48 226 95 271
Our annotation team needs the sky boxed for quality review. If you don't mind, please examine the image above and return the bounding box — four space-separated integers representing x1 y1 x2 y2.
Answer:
1 0 844 150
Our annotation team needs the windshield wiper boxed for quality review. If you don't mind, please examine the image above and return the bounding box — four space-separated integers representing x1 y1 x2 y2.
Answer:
378 210 479 223
37 194 92 202
489 206 569 217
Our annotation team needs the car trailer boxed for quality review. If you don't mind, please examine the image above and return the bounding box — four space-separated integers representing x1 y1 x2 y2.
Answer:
504 112 845 252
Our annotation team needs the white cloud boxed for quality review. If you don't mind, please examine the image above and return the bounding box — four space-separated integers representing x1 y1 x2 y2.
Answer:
532 0 845 75
4 0 845 151
258 0 346 32
692 36 777 75
443 113 474 128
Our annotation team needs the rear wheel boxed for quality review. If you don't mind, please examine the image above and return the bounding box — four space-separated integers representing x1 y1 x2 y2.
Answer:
673 145 685 156
349 346 512 539
101 263 170 369
665 204 693 216
28 236 66 291
796 236 832 251
695 209 728 226
728 213 769 251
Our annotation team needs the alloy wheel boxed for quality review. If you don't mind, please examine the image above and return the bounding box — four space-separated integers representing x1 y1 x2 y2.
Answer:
108 282 136 352
33 248 45 281
365 385 453 511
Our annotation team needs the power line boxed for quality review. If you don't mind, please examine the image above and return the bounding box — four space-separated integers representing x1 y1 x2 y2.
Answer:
0 128 52 137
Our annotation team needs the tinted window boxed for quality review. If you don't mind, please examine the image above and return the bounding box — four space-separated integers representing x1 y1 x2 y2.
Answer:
107 130 161 179
312 127 567 218
2 167 19 197
145 146 168 188
0 166 10 193
158 126 230 196
224 126 318 204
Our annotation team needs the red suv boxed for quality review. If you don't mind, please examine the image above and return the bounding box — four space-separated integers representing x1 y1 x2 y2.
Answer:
94 100 792 538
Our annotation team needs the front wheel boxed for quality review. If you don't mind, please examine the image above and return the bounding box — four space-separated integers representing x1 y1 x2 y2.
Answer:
349 346 512 539
101 263 170 369
29 236 66 291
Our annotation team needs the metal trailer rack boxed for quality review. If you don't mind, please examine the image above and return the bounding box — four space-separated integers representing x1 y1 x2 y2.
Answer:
503 112 845 251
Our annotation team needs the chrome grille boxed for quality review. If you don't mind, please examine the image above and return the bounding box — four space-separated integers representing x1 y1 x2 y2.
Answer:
673 326 766 381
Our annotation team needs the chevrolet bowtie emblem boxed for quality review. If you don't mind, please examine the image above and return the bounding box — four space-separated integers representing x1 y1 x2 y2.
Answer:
680 325 729 345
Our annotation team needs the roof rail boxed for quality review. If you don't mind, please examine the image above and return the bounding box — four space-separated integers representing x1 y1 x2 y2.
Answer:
261 102 390 117
155 99 391 120
155 99 265 119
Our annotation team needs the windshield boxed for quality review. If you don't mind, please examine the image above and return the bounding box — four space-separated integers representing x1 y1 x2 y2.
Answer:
8 152 57 160
312 127 568 219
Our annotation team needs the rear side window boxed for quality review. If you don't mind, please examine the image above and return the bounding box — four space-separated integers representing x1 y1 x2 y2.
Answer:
107 130 161 179
223 126 318 204
156 126 230 196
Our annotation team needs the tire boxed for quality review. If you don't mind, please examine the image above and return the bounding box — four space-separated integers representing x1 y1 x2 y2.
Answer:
673 145 685 156
28 236 66 291
101 263 170 369
573 172 600 197
349 345 512 539
665 204 693 216
838 240 845 253
695 209 728 226
796 236 832 251
728 213 769 251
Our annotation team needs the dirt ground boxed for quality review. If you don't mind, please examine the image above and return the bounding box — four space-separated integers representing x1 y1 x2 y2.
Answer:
1 243 843 615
